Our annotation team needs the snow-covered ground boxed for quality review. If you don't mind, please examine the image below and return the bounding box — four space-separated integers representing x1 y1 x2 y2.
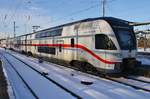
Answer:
1 55 36 99
2 60 15 99
129 76 150 83
137 54 150 65
137 57 150 65
1 48 150 99
137 48 150 65
138 48 150 52
1 52 76 99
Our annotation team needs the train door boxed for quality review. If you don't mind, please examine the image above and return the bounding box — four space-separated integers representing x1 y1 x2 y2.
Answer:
56 40 64 59
70 38 76 60
25 35 27 53
74 24 80 60
95 34 107 70
95 34 117 71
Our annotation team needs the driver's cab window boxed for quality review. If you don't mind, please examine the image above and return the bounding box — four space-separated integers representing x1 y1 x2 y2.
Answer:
95 34 117 50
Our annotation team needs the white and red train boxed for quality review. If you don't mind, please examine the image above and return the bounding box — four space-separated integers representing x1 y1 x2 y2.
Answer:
0 17 140 74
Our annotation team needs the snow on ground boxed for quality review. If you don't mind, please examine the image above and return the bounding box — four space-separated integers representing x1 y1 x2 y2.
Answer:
2 63 15 99
1 55 36 99
129 76 150 83
138 48 150 52
137 57 150 65
137 48 150 65
137 53 150 65
0 51 76 99
1 49 150 99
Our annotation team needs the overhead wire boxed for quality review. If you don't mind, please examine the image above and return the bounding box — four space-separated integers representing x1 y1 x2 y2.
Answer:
41 2 99 28
40 0 117 27
1 0 120 37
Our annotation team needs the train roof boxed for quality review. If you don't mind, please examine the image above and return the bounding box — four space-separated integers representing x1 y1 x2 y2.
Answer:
18 17 130 37
41 17 130 31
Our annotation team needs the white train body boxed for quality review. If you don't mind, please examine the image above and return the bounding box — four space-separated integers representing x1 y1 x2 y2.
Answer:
0 39 6 48
4 17 137 74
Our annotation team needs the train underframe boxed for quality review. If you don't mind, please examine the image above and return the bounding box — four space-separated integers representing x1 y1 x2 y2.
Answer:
121 58 141 74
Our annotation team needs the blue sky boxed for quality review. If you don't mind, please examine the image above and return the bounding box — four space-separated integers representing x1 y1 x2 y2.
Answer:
0 0 150 38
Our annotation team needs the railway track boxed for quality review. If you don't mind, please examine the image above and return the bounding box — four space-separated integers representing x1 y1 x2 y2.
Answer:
0 52 82 99
0 53 39 99
84 70 150 92
124 76 150 84
4 51 150 93
105 76 150 92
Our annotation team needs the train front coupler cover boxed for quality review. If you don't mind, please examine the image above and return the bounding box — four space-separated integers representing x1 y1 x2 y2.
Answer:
122 58 141 73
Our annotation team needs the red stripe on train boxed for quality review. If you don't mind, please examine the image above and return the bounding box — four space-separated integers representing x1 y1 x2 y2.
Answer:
27 44 117 64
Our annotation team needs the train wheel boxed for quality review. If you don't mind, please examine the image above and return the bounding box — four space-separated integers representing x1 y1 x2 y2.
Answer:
80 62 87 72
21 50 26 54
27 52 33 56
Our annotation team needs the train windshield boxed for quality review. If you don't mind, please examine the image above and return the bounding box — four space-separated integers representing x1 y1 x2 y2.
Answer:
114 28 136 50
103 17 137 50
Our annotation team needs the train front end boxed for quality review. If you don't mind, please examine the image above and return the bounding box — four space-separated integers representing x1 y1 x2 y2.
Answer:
107 18 141 73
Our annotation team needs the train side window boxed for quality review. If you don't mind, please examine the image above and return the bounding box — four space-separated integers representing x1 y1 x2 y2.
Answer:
38 47 56 55
35 28 62 38
95 34 117 50
71 38 75 47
